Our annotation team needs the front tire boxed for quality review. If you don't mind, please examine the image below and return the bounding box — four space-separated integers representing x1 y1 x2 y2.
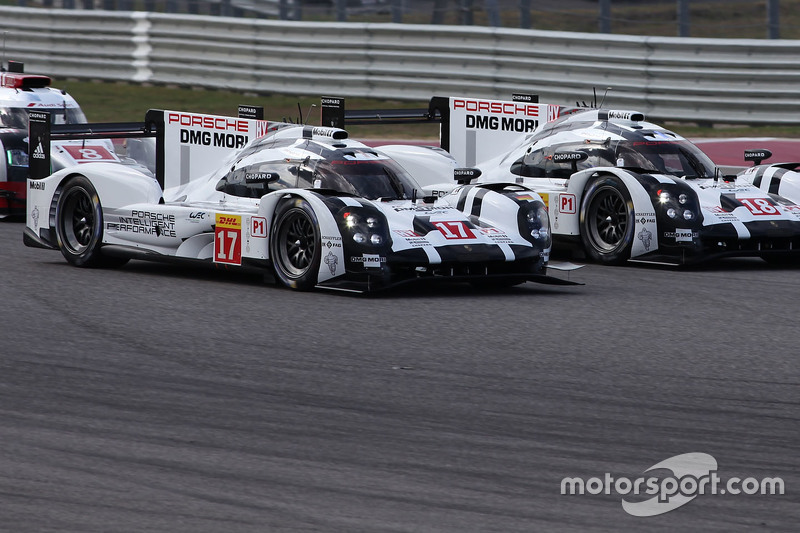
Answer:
580 175 635 265
270 198 321 290
55 176 128 268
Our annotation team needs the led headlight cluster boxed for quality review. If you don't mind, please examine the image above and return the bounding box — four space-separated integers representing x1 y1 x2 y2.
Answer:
341 209 390 247
522 201 552 247
6 148 28 167
657 189 697 221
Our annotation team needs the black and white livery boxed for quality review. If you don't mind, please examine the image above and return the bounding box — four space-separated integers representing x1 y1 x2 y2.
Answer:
24 108 571 292
421 97 800 265
737 150 800 222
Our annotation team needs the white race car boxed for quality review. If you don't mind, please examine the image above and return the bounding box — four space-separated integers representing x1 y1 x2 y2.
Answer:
411 96 800 265
0 60 124 218
24 108 575 292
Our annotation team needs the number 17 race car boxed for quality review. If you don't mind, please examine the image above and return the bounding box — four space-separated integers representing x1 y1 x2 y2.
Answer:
23 107 578 293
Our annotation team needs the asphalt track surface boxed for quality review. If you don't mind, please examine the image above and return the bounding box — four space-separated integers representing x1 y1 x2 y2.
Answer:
1 219 798 532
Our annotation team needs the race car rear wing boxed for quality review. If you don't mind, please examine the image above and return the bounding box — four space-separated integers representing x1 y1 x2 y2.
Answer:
28 110 156 181
28 109 280 191
325 94 575 168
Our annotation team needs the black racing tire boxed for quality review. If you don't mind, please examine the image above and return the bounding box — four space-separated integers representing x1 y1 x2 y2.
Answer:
270 198 321 291
55 176 128 268
579 175 635 265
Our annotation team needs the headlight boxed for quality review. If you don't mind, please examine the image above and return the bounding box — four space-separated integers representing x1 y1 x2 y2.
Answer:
6 148 28 167
659 191 670 203
353 232 366 244
366 217 379 228
678 193 688 204
370 234 383 245
666 207 677 219
683 209 694 220
345 213 358 228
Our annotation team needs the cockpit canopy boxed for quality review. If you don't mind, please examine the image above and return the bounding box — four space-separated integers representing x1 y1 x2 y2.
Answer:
511 121 718 180
217 138 421 200
0 106 87 129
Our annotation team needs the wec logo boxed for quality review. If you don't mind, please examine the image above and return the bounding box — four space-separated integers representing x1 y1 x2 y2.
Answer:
561 453 785 517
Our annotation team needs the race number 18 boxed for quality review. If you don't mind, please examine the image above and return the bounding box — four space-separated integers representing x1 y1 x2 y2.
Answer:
739 198 779 216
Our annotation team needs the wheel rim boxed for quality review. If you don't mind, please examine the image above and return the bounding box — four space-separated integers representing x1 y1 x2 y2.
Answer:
61 187 96 254
587 186 628 252
276 209 316 277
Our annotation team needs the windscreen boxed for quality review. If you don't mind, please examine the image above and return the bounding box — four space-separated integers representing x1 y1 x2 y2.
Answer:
514 137 717 179
0 106 88 129
306 155 419 200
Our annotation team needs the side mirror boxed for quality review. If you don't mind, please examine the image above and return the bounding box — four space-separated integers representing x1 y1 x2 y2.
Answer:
454 167 481 184
744 149 772 166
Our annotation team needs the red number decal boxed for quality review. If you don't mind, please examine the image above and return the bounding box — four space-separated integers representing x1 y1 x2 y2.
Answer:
739 198 779 216
214 214 242 264
62 145 117 162
432 221 475 240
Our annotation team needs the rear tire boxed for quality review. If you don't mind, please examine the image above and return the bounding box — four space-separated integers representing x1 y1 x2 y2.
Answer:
55 176 128 268
580 176 635 265
270 198 321 290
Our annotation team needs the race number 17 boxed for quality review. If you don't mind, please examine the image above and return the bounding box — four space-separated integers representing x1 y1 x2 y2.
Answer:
214 214 242 265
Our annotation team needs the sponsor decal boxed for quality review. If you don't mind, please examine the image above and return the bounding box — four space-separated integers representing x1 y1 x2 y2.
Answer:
637 212 656 225
478 226 513 244
322 235 343 249
28 111 49 121
452 99 540 117
29 180 45 190
31 142 46 160
393 205 454 213
516 193 534 202
465 114 538 133
638 227 653 250
664 229 696 242
107 210 177 238
179 129 248 149
324 251 338 275
167 112 249 133
251 216 267 238
214 213 242 265
351 254 385 267
188 211 207 222
31 206 39 230
393 229 422 238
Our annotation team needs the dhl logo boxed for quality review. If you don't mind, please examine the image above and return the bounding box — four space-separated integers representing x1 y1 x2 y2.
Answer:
216 214 241 228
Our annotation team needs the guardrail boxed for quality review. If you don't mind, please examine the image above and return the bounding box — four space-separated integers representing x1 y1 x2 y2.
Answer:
2 6 798 125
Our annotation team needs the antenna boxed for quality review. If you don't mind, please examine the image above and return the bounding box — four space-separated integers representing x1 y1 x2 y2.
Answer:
599 87 612 108
593 87 597 108
302 103 317 125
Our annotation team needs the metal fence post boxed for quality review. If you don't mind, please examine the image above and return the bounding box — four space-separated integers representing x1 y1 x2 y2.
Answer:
335 0 347 22
392 0 403 23
599 0 611 33
767 0 780 39
462 0 475 26
485 0 500 27
677 0 690 37
432 0 446 24
520 0 530 29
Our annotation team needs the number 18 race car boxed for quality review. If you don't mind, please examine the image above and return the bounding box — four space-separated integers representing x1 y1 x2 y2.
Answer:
413 96 800 265
23 108 576 293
